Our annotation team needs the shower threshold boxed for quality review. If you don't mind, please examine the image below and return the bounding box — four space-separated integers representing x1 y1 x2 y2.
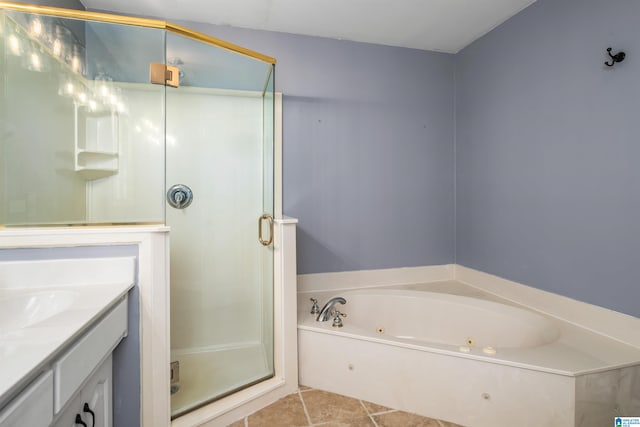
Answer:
170 344 273 419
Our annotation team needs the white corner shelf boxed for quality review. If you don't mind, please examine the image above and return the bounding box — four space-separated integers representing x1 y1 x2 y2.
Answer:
73 104 120 181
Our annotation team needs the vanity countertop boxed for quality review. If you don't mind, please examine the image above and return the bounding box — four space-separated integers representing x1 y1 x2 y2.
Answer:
0 257 135 409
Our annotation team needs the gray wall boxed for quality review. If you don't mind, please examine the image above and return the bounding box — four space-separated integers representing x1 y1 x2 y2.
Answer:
179 23 456 274
456 0 640 317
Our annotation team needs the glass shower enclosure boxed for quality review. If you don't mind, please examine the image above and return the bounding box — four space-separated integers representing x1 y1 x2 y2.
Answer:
0 2 276 419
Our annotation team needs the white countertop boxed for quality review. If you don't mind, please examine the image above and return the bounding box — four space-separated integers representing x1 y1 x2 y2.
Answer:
0 257 136 408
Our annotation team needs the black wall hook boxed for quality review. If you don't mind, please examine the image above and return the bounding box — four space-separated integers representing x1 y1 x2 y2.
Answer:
605 47 625 67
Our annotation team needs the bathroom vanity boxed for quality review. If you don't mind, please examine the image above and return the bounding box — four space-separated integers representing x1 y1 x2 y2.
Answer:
0 257 135 427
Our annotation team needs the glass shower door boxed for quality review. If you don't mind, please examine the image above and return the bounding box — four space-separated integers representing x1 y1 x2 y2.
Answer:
165 32 275 418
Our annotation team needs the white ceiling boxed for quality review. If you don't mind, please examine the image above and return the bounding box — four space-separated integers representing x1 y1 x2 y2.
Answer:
80 0 536 54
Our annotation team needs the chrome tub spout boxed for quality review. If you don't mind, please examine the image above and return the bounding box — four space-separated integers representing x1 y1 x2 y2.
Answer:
316 297 346 322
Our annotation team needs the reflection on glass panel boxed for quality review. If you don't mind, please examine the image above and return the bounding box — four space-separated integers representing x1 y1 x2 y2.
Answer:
165 32 272 91
0 11 165 225
165 30 275 417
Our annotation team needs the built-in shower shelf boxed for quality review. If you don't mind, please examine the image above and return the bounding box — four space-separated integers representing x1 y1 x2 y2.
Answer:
75 167 118 181
77 149 119 159
74 150 119 180
74 104 120 181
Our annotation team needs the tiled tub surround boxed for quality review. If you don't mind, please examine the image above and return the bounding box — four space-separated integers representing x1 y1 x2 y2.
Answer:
298 265 640 427
0 257 135 409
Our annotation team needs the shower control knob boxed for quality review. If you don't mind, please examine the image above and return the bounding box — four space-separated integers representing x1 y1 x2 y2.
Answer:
167 184 193 209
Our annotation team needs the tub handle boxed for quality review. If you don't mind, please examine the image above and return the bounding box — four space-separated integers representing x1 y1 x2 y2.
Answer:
332 310 347 328
310 298 320 315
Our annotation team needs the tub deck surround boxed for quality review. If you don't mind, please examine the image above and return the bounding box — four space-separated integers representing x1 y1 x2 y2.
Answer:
454 265 640 350
0 256 135 408
297 266 640 427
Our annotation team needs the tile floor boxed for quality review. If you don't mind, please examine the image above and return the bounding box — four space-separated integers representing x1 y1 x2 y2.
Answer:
228 386 465 427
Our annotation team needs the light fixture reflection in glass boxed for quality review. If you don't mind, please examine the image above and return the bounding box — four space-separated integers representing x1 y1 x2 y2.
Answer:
53 24 71 60
30 19 42 37
24 43 48 72
8 34 21 55
30 52 41 71
52 39 62 57
71 55 80 73
70 44 85 75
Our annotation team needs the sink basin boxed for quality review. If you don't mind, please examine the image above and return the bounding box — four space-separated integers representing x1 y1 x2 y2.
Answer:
0 290 78 334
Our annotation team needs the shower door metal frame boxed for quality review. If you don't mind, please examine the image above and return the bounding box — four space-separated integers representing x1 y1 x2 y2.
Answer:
0 1 276 65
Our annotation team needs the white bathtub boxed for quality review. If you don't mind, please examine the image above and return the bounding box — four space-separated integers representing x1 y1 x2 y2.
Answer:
341 289 560 350
298 283 640 427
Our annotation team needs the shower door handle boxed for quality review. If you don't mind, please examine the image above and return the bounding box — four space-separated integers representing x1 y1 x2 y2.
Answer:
258 214 274 246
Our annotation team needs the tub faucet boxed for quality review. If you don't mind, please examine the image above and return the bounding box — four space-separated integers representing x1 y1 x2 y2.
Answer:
316 297 346 322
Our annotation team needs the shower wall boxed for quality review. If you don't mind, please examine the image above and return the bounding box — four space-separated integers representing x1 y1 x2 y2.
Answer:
163 89 265 351
87 84 267 349
1 10 167 225
87 85 165 223
0 42 87 224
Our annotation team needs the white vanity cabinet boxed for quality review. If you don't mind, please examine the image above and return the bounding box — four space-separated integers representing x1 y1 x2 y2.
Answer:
53 356 112 427
0 296 128 427
0 372 54 427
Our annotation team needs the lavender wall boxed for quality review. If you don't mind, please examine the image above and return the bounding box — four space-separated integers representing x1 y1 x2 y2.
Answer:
456 0 640 317
181 23 456 274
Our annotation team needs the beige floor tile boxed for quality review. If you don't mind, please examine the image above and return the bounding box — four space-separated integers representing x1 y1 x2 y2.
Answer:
439 420 466 427
360 400 393 415
301 390 368 424
247 393 308 427
227 420 245 427
299 385 313 392
314 416 376 427
373 411 441 427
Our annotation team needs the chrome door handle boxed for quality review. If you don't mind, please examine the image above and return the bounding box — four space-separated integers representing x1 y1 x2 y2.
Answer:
258 214 274 246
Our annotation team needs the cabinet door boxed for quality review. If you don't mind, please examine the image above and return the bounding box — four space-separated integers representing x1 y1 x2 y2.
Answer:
80 356 112 427
51 394 82 427
52 356 112 427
